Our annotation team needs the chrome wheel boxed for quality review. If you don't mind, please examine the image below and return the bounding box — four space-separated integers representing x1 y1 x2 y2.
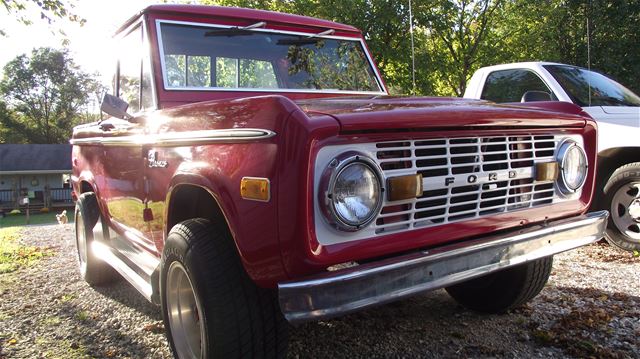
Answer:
611 182 640 242
166 261 205 359
75 210 88 270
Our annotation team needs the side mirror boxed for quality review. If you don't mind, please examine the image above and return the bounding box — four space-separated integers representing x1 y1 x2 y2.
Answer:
101 94 132 120
521 91 552 103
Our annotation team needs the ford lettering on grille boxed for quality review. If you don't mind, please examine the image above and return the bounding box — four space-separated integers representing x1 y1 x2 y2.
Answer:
439 168 528 187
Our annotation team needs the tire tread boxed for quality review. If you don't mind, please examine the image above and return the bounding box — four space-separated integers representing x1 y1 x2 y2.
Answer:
162 218 288 359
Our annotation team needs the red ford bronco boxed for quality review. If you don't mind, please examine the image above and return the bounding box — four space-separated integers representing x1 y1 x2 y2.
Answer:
70 5 608 358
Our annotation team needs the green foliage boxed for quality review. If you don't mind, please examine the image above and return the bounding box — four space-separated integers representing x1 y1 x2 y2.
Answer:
417 0 505 96
0 47 103 144
0 0 84 27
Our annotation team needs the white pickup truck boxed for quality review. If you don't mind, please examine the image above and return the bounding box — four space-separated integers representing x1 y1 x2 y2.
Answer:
465 62 640 252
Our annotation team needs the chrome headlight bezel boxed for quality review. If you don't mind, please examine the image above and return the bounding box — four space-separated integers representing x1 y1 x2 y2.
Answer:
318 153 384 232
556 139 588 195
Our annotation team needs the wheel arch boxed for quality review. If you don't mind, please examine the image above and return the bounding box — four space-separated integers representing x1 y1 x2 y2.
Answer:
78 180 94 194
593 147 640 208
165 183 231 240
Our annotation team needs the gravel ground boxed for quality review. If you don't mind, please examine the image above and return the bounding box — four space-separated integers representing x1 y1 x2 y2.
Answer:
1 223 638 358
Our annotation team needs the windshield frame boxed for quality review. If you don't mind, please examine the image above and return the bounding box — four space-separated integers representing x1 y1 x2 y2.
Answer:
155 19 387 95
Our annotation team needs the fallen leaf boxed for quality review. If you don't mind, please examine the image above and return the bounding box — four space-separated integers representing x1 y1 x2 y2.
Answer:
143 321 164 333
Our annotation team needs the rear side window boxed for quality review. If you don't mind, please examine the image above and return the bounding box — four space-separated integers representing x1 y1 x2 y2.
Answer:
481 69 552 103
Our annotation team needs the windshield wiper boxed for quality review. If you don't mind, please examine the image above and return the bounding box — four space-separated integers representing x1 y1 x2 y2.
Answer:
276 29 335 46
204 22 266 37
277 37 323 46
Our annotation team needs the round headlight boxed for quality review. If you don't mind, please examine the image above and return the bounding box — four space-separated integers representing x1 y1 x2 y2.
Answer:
557 140 587 194
326 157 382 230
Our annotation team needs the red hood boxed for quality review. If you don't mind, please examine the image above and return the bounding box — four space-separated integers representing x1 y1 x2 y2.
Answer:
295 96 588 132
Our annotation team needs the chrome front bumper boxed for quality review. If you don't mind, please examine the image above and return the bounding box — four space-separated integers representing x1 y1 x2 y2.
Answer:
278 211 608 324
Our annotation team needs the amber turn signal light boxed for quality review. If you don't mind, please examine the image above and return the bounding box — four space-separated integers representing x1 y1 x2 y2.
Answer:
240 177 270 202
535 162 559 181
387 174 423 201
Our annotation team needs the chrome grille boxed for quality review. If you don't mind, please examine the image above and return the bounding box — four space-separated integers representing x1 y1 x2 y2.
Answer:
375 135 560 235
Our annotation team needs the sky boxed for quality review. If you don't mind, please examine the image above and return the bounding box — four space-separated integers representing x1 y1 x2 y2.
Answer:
0 0 160 85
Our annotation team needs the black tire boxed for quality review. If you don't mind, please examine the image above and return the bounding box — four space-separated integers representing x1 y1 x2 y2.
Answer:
161 218 288 359
445 256 553 313
601 162 640 252
74 192 118 285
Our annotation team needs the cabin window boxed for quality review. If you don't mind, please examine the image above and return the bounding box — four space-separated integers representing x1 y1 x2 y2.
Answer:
481 69 552 103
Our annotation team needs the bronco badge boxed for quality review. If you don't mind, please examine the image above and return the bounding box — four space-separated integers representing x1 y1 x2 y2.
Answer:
147 150 168 168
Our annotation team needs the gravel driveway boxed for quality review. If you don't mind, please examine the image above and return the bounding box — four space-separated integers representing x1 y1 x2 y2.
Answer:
1 223 638 358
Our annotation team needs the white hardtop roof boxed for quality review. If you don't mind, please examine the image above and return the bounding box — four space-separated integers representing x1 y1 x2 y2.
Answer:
476 61 583 71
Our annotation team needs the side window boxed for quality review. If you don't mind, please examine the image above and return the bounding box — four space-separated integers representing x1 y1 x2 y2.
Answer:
481 69 552 103
239 59 277 88
118 26 142 113
164 55 211 87
215 58 277 88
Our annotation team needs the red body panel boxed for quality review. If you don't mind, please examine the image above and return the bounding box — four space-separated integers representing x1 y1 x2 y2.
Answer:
71 5 600 288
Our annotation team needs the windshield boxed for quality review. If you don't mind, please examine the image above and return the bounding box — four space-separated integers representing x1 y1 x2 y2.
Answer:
544 65 640 107
158 22 383 93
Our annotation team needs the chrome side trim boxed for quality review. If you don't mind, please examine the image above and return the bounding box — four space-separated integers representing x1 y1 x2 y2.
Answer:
70 128 276 147
279 210 608 324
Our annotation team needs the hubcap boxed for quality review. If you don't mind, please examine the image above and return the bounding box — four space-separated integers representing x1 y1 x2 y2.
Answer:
611 182 640 241
167 262 205 359
629 199 640 221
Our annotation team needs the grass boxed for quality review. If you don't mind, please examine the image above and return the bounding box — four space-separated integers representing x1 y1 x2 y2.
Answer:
0 211 73 229
0 227 53 274
34 337 90 359
41 316 62 327
75 311 89 322
106 199 164 232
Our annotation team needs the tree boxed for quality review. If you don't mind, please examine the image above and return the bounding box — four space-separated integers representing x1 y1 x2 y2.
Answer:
0 47 102 144
412 0 505 96
1 0 84 25
1 0 84 37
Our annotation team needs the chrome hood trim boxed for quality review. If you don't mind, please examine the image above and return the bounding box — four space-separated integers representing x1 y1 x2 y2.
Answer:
70 128 276 147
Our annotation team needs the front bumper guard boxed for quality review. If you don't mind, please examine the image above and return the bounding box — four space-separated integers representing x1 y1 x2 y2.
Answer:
278 211 608 324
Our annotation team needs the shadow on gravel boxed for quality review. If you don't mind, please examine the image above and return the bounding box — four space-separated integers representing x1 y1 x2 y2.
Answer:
288 289 526 358
288 285 640 359
528 286 640 359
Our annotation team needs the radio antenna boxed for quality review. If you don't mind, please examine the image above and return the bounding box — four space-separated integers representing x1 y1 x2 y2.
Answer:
409 0 416 95
586 0 592 106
